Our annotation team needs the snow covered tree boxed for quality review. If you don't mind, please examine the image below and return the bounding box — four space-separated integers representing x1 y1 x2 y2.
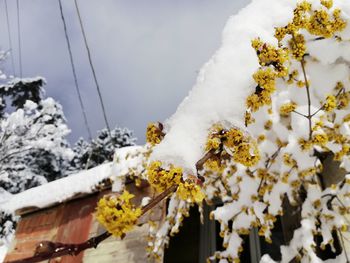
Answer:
0 78 73 194
72 127 136 170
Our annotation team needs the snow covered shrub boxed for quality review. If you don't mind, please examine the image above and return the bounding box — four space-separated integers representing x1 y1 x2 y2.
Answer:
97 0 350 262
72 127 136 170
0 210 17 242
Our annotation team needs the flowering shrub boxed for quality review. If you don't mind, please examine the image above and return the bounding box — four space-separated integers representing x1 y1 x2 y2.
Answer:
96 1 350 262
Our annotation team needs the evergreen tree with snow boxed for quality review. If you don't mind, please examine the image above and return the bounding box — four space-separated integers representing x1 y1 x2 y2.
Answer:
0 77 73 194
72 127 136 170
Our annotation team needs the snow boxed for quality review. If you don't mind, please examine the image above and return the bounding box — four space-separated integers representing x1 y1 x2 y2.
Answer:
150 0 296 173
0 146 144 213
1 162 112 213
0 241 9 263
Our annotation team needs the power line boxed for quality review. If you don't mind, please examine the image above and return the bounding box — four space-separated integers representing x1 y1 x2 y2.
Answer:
73 0 114 143
16 0 22 77
3 0 16 76
57 0 92 141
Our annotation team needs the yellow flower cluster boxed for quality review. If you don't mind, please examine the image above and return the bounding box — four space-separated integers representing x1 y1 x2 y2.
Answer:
253 68 277 93
274 1 311 42
247 40 290 112
337 91 350 109
324 95 336 112
279 102 297 116
283 153 297 167
252 38 289 71
176 181 205 203
246 73 276 111
289 33 306 61
321 0 333 9
312 133 329 146
147 161 206 203
275 1 346 43
146 122 164 146
206 125 260 167
233 142 260 167
96 190 142 237
147 161 182 192
298 138 313 151
204 156 225 173
307 9 346 38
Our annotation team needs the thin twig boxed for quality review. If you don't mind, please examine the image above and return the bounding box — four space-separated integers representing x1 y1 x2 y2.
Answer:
292 34 312 140
196 149 216 172
292 110 308 118
339 230 350 263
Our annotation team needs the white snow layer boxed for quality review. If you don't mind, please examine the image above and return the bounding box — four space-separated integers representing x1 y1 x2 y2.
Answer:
0 146 143 213
150 0 298 173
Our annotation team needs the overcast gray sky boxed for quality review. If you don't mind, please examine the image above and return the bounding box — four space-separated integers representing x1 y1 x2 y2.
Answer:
0 0 249 144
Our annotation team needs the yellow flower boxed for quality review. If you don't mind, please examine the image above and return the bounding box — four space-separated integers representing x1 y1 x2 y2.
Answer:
307 9 346 38
205 125 260 168
337 92 350 109
147 161 182 192
275 27 287 42
146 122 164 146
224 128 244 149
289 33 306 61
206 137 221 151
321 0 333 9
298 138 313 151
232 141 260 167
176 181 205 203
253 68 277 93
251 38 289 73
279 102 297 116
312 133 328 146
283 153 297 167
324 95 336 112
264 120 273 130
96 190 142 237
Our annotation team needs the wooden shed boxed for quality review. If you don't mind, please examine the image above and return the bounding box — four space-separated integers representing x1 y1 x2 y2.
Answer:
2 146 163 263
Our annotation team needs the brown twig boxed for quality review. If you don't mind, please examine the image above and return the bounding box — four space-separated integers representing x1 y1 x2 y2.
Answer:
292 34 312 140
195 149 216 172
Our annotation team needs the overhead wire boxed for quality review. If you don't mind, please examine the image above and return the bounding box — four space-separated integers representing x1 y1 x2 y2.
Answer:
3 0 16 76
57 0 93 142
73 0 115 147
16 0 22 77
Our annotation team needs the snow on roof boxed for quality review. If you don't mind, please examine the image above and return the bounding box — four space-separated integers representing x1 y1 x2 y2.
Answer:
0 146 144 215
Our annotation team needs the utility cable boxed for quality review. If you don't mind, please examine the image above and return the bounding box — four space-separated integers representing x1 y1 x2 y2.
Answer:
16 0 22 77
73 0 114 146
57 0 93 141
4 0 16 76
